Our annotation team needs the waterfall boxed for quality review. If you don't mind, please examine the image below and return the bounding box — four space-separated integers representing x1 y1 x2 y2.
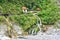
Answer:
33 13 42 31
28 28 37 35
29 13 43 35
37 17 42 31
32 29 35 35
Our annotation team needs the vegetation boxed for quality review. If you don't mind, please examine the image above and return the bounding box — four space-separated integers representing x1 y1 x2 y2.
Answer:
0 0 59 36
9 14 40 33
0 16 5 24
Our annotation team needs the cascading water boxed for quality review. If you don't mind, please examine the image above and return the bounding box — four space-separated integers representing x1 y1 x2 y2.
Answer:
28 25 37 35
36 16 42 31
29 13 43 35
34 13 42 29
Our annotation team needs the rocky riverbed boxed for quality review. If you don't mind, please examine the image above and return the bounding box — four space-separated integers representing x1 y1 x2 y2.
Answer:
0 30 60 40
0 24 60 40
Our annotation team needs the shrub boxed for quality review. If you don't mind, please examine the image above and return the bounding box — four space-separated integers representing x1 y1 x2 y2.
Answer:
37 0 58 25
9 14 39 32
0 16 5 24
